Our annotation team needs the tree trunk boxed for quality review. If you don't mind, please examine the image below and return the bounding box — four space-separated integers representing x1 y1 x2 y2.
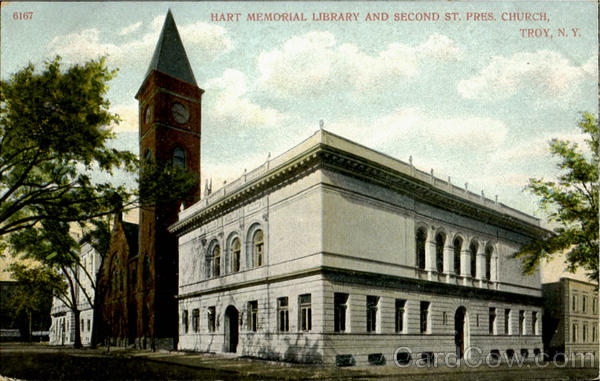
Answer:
28 309 32 343
73 308 82 348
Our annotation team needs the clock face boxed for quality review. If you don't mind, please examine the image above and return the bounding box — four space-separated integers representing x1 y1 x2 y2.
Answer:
171 102 190 124
144 105 152 124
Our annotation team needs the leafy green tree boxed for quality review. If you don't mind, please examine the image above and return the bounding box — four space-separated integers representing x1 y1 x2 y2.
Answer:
0 57 137 241
2 57 197 348
516 112 598 282
8 263 65 342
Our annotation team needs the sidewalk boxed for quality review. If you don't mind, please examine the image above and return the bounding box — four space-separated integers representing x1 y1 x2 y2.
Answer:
123 349 599 380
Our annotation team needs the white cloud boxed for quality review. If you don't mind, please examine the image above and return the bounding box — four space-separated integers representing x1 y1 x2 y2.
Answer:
110 103 138 132
457 50 595 105
49 18 232 67
258 32 462 98
326 107 507 153
118 21 142 36
492 132 590 162
205 69 285 128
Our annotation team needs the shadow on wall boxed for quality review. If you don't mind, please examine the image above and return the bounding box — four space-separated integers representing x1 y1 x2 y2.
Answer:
241 334 322 364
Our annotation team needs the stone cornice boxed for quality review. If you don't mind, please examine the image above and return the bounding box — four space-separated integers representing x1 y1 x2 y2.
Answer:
170 140 550 239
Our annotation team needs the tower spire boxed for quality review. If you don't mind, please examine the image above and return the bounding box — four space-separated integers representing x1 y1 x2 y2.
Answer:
145 9 197 85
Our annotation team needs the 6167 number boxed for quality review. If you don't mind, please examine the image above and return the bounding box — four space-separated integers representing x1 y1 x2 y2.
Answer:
13 12 34 20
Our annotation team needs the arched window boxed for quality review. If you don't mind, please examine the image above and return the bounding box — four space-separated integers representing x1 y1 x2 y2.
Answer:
485 246 493 280
173 146 186 169
469 241 478 278
453 237 462 275
231 238 241 273
212 245 221 277
415 228 427 270
253 230 264 267
435 233 445 273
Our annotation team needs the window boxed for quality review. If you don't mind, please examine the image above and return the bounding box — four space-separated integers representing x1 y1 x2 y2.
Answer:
593 298 597 314
532 311 538 335
476 314 480 327
81 319 84 331
435 233 445 273
173 146 186 169
366 296 379 332
87 319 91 332
489 308 496 335
453 237 462 275
248 301 258 332
212 245 221 277
192 308 199 332
208 306 216 332
485 246 493 280
519 310 525 335
420 301 430 334
442 311 447 326
182 310 189 333
144 148 152 162
416 228 427 270
395 299 406 333
583 324 588 342
582 296 587 312
592 326 597 342
299 294 312 331
278 297 289 332
572 295 577 312
253 230 264 267
504 309 511 335
334 293 348 333
572 324 578 342
469 241 478 277
231 238 241 273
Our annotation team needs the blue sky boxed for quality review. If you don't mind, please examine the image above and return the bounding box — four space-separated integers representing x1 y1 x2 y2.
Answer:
2 1 597 223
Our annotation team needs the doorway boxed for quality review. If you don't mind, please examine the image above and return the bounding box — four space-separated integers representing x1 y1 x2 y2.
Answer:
454 306 467 359
224 305 239 353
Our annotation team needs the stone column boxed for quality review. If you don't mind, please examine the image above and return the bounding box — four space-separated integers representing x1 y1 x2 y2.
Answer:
443 240 454 283
476 241 487 286
460 247 471 286
490 251 498 283
425 237 437 273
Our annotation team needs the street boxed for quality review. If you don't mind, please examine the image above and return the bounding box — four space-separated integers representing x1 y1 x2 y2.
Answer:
0 343 598 380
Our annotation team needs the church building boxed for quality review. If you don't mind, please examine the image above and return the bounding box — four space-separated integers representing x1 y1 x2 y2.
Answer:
96 10 201 349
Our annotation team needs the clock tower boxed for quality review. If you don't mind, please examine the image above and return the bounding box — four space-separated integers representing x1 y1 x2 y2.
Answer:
134 10 202 349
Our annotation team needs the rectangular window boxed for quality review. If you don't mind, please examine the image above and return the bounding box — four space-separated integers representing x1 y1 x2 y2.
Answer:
582 296 587 313
208 306 216 332
299 294 312 331
420 301 430 334
572 295 577 312
87 319 91 332
334 293 348 333
572 324 578 342
519 310 525 335
395 299 406 333
248 301 258 332
583 324 588 342
504 309 511 335
182 310 189 333
532 311 538 335
192 308 199 332
278 297 289 332
489 308 496 335
443 312 448 326
366 296 379 333
593 298 598 314
593 326 597 342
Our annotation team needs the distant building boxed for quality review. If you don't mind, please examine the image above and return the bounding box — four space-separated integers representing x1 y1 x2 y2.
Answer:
542 278 599 358
0 281 21 341
49 242 101 346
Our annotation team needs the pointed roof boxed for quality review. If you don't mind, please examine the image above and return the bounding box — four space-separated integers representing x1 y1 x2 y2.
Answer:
145 10 197 85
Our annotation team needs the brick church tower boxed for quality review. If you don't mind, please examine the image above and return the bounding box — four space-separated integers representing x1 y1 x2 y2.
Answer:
134 10 203 348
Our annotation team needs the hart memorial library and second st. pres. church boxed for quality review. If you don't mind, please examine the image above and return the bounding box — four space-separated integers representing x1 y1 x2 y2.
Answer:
52 11 550 365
